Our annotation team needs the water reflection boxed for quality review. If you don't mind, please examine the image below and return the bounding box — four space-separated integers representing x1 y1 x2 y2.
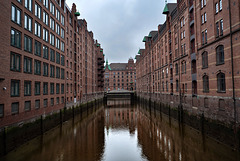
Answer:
1 103 240 161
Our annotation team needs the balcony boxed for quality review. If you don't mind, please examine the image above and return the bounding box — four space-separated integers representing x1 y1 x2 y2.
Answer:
190 34 195 41
192 73 197 81
191 53 196 61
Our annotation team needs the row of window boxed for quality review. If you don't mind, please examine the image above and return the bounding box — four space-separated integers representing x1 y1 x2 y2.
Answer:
10 52 65 78
153 71 225 94
0 96 64 117
202 45 224 68
15 0 65 26
11 80 64 97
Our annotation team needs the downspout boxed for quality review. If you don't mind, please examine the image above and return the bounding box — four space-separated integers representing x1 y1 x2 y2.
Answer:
228 0 237 128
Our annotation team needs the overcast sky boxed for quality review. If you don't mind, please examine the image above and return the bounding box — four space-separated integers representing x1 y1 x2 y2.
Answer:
66 0 177 63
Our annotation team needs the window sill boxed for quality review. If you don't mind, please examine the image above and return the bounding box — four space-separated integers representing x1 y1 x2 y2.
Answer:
216 62 224 66
217 91 226 93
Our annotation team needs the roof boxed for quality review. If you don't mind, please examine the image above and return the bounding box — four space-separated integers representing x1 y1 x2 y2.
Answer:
163 3 177 14
110 63 128 71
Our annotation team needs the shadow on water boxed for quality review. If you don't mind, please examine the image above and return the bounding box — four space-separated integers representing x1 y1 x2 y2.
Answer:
1 99 240 161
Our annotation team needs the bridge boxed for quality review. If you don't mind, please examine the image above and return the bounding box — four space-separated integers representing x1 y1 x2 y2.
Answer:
104 90 135 106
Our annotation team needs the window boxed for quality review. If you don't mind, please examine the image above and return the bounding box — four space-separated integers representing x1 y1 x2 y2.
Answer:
35 22 41 37
10 52 21 72
35 82 40 95
50 49 55 61
35 3 41 19
217 72 226 92
50 17 55 31
12 4 21 25
205 29 207 44
61 97 64 103
11 80 20 97
43 0 48 9
216 3 219 13
24 35 32 53
166 81 168 92
25 0 32 12
61 28 64 38
204 0 206 6
203 75 209 93
43 28 49 42
204 12 207 22
43 82 48 95
56 67 60 78
56 23 60 35
61 68 64 79
201 15 204 24
50 65 54 77
56 37 60 49
56 83 60 94
176 80 179 92
219 0 222 11
11 102 19 115
56 8 60 21
61 84 64 94
220 19 223 36
25 101 31 111
34 40 41 56
56 97 59 104
181 61 186 74
51 98 54 106
34 60 41 75
44 99 48 107
216 45 224 65
202 31 204 44
24 81 31 96
24 14 32 32
50 2 55 15
11 28 21 48
162 82 164 91
43 45 49 59
56 52 60 64
50 33 55 46
61 41 64 52
50 83 54 94
35 100 40 109
24 56 32 73
61 55 65 66
175 63 178 75
202 52 208 68
61 14 65 26
0 104 4 118
43 63 48 76
201 0 203 8
43 11 49 26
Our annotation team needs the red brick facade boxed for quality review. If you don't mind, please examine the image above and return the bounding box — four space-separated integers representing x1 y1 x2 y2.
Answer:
104 58 136 91
0 0 104 127
136 0 240 125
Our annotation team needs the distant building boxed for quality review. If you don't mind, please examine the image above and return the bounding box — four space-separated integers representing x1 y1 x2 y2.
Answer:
104 58 136 91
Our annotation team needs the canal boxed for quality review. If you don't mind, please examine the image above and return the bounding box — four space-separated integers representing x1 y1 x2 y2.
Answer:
1 101 240 161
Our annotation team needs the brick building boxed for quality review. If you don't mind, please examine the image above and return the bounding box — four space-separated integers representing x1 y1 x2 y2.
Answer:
104 58 136 91
136 0 240 125
0 0 104 127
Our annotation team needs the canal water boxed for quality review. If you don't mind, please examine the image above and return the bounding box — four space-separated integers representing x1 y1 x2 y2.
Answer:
1 101 240 161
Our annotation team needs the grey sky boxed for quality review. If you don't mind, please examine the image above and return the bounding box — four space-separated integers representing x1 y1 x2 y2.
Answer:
66 0 177 63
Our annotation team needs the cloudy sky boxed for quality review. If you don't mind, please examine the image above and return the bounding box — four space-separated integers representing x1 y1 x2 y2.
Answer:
66 0 177 63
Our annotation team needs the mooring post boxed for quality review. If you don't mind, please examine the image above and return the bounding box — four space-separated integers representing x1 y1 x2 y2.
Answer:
40 115 43 135
3 127 7 155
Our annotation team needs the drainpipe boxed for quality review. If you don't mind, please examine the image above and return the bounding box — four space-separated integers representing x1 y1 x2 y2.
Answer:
228 0 237 130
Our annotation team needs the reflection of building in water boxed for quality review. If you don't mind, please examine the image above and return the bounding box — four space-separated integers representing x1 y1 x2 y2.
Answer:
105 107 137 134
137 106 238 161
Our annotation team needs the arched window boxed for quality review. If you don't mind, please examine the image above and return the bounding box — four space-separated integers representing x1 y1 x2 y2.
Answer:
216 45 224 65
175 63 178 75
203 75 209 93
217 72 226 92
181 61 186 74
176 80 179 92
202 51 208 68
